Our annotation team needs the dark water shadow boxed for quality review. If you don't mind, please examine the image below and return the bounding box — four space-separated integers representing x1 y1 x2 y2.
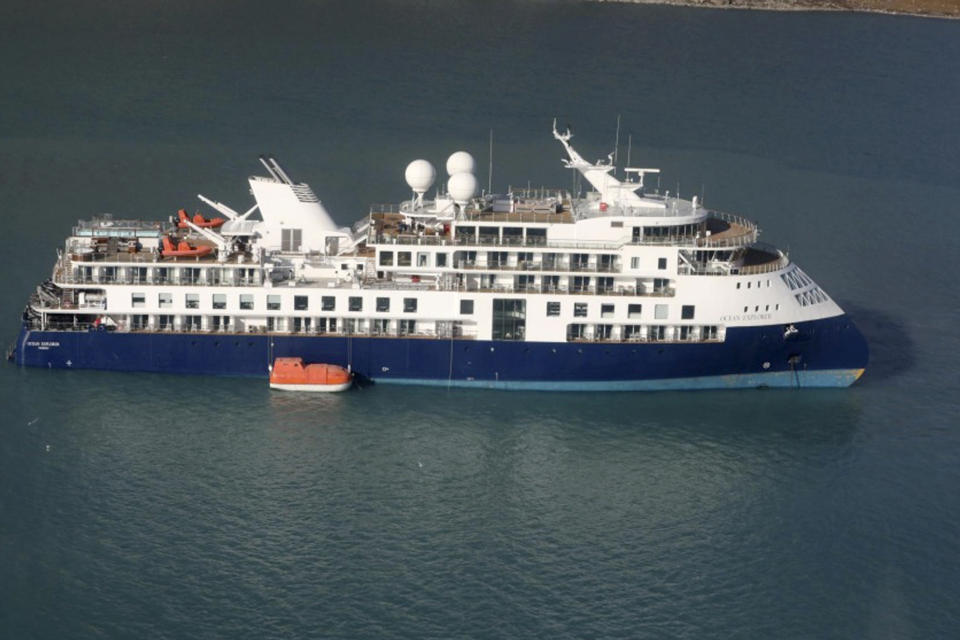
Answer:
841 302 915 384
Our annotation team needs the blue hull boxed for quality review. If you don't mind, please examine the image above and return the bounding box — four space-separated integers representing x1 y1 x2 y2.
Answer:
12 314 868 390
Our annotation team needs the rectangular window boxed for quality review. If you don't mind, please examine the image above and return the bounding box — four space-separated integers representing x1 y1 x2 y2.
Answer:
376 297 390 312
610 221 623 228
398 252 411 267
349 297 363 312
566 323 586 341
158 293 173 309
239 294 253 310
267 295 281 311
281 228 302 252
322 296 335 311
574 303 588 318
628 303 642 319
623 325 641 341
417 252 429 267
185 293 199 309
460 299 474 315
658 257 667 270
630 257 639 269
491 299 525 340
601 304 614 319
436 253 447 267
655 304 668 320
403 298 417 313
379 251 393 266
398 319 416 335
131 293 146 308
212 294 226 310
546 301 561 317
681 305 695 320
595 324 613 340
294 295 308 311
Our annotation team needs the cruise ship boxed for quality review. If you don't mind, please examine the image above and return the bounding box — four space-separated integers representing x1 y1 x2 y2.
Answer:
11 123 868 390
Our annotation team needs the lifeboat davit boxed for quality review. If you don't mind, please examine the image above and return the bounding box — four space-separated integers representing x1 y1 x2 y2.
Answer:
269 358 353 392
177 208 226 229
161 236 213 258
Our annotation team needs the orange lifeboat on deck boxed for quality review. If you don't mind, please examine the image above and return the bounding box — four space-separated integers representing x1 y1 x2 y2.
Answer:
177 208 226 229
160 236 213 258
269 358 353 392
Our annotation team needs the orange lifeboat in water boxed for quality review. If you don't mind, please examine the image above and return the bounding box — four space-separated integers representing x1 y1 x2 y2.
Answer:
177 208 226 229
269 358 353 392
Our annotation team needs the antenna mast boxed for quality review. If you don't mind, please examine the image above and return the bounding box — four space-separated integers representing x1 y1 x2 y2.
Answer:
613 114 621 173
488 128 493 194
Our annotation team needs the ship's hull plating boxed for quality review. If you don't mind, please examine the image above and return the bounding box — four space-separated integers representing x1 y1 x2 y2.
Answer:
13 314 868 390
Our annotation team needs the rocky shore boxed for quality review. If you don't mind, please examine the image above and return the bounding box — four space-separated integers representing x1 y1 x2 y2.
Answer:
593 0 960 18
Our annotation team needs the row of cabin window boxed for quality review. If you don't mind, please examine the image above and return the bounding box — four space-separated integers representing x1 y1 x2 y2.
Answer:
379 251 446 267
743 304 781 313
379 251 669 271
546 301 694 320
567 324 719 341
735 279 771 290
134 292 434 313
630 257 669 270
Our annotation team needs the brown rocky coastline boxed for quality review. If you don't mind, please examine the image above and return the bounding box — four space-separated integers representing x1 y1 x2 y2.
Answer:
594 0 960 19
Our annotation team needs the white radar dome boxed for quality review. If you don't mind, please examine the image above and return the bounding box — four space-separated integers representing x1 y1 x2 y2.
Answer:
448 172 478 204
404 159 436 194
446 151 476 177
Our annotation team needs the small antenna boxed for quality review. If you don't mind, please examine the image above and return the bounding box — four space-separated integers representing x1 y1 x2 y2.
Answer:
613 114 621 171
626 133 632 170
488 128 493 194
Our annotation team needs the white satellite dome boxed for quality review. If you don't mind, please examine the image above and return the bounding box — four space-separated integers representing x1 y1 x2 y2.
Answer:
446 151 476 177
404 159 436 194
448 172 478 204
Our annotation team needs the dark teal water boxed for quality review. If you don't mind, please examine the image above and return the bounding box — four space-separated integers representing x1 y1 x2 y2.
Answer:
2 1 959 637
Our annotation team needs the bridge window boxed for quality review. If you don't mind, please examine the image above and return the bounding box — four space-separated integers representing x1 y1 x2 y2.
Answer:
349 297 363 312
601 304 614 319
212 294 226 310
574 303 588 318
267 295 281 311
628 304 642 319
240 295 253 310
404 298 417 313
655 304 668 320
322 296 335 311
546 301 560 317
398 252 411 267
186 293 199 309
460 300 474 315
131 293 145 308
379 251 393 266
158 293 172 309
376 297 390 312
682 305 695 320
658 257 667 270
294 296 308 311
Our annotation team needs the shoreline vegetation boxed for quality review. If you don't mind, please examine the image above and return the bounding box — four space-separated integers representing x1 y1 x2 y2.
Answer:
592 0 960 19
